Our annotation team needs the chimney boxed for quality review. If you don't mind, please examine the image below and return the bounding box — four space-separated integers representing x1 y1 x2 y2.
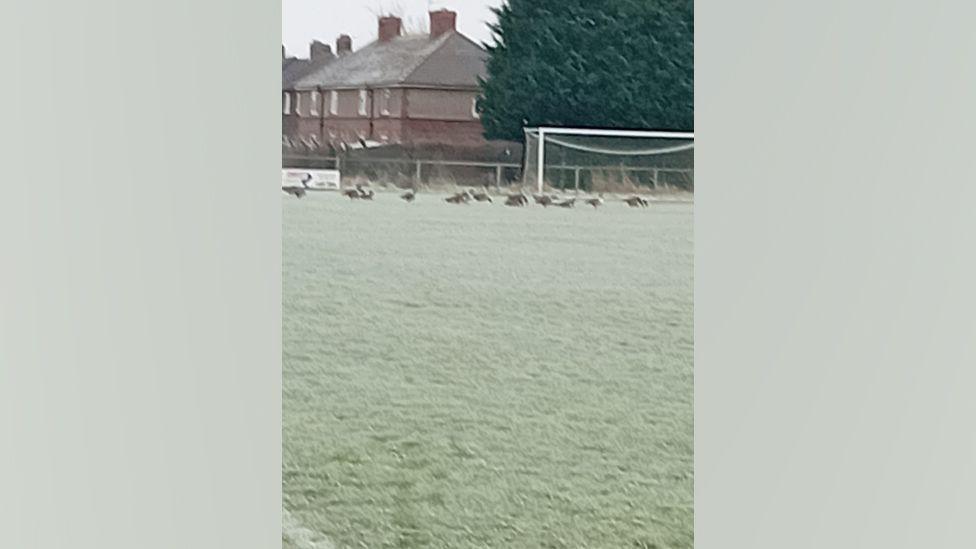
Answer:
429 9 457 38
310 40 333 62
336 34 352 55
378 16 402 42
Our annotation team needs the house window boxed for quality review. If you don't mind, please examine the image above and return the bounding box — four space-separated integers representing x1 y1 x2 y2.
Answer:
295 93 303 117
329 90 338 115
471 97 480 119
283 92 291 115
380 89 391 116
358 89 368 116
310 91 320 116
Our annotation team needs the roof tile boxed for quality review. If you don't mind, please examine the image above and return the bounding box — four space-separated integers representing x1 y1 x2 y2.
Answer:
292 32 485 90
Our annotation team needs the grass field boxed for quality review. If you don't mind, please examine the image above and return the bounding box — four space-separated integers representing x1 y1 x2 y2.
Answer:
283 191 693 549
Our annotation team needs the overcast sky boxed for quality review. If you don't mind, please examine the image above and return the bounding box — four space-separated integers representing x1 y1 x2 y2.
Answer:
283 0 505 58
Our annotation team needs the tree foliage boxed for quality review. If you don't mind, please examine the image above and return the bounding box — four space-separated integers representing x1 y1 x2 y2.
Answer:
478 0 693 141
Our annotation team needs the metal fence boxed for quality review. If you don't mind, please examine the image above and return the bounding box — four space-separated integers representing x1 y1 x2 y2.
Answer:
282 155 692 191
283 155 521 189
535 166 694 192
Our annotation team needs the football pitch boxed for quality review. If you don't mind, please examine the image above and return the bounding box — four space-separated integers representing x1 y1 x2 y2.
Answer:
283 192 693 548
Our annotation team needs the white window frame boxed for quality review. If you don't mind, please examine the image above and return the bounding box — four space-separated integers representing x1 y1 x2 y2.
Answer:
380 89 391 116
310 91 320 116
358 89 368 116
329 90 338 115
471 97 480 119
283 92 291 115
295 92 303 117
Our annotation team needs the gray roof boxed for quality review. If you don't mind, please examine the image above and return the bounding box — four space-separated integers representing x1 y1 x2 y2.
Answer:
282 58 311 87
292 32 487 90
283 50 336 88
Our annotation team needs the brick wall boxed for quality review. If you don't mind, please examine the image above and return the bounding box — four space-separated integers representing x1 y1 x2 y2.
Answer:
403 119 486 145
404 88 478 121
284 87 486 147
372 88 404 118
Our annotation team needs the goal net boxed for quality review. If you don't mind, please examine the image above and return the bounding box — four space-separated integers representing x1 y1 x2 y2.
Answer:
523 128 694 193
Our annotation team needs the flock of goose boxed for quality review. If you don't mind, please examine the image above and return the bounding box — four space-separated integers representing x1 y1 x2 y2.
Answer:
341 185 375 200
408 188 654 208
284 181 654 209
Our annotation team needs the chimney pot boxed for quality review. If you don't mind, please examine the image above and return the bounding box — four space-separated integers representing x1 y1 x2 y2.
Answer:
429 9 457 38
336 34 352 55
310 40 333 62
378 16 402 42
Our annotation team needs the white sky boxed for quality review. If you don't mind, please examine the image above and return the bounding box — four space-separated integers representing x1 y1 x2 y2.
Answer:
283 0 505 59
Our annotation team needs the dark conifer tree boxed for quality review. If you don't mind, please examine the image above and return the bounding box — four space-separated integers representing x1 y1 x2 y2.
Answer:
478 0 693 140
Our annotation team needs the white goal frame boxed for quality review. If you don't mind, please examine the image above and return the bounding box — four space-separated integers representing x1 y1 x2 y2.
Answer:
524 127 695 194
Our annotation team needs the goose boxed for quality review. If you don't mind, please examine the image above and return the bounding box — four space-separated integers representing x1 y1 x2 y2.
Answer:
584 195 605 208
623 195 650 208
534 194 554 207
282 173 312 199
504 192 528 207
349 183 374 200
283 186 306 199
471 188 493 203
400 190 416 202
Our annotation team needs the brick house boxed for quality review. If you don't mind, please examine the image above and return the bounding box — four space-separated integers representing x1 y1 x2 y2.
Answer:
282 9 489 149
282 41 336 146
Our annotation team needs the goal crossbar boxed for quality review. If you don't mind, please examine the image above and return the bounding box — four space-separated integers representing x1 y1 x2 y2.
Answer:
543 136 694 156
527 127 694 139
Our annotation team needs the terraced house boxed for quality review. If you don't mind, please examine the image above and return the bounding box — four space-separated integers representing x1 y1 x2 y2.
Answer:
282 9 489 149
281 40 336 142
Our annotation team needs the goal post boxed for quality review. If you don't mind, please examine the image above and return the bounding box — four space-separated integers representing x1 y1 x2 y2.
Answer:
523 127 695 194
